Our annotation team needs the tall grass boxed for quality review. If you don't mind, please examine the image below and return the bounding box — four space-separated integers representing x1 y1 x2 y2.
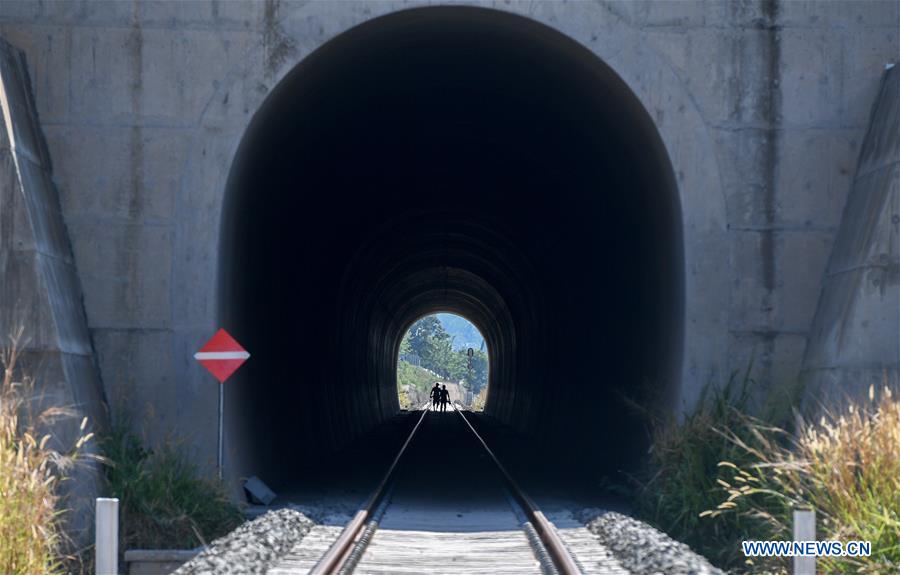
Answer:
706 383 900 574
397 386 413 410
100 419 243 550
0 333 92 575
472 386 487 412
633 367 777 568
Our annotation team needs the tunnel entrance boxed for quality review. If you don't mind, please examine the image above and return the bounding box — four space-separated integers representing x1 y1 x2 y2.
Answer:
220 6 683 491
397 313 490 411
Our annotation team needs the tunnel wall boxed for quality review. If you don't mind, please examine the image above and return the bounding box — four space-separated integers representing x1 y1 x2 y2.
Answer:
218 7 687 482
0 1 896 479
800 65 900 406
0 38 105 542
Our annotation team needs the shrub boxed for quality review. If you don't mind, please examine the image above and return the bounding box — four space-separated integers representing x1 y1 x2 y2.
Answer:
472 386 487 412
706 384 900 574
0 334 92 575
396 360 434 394
632 368 777 568
398 386 412 410
100 420 243 550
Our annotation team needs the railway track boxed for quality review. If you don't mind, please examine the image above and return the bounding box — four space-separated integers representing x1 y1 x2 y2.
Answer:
273 404 585 575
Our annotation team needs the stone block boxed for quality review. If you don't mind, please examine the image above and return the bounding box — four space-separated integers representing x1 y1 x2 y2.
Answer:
714 127 775 228
0 151 36 252
651 29 777 126
92 329 177 441
58 351 108 424
841 29 900 129
600 0 709 28
808 263 899 371
138 0 214 26
828 165 899 273
0 250 60 350
67 0 135 25
213 0 263 29
148 28 253 124
0 251 91 356
731 229 836 334
125 549 199 575
779 27 846 128
856 70 900 175
68 26 142 123
3 1 134 25
779 0 900 30
727 331 808 389
67 220 172 328
730 229 776 330
39 256 95 355
777 230 834 332
174 332 218 470
16 156 73 260
171 129 238 327
69 26 252 125
0 43 47 165
44 125 185 220
775 128 861 228
0 25 71 124
0 1 44 21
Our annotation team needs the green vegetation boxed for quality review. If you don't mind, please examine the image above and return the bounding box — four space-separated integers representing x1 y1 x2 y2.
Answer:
704 384 899 574
633 368 769 569
100 420 243 550
635 368 899 574
0 335 90 575
399 315 488 394
396 360 434 409
472 387 488 411
397 359 434 395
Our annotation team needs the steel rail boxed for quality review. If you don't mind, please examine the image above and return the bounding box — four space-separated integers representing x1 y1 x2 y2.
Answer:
310 406 430 575
452 405 583 575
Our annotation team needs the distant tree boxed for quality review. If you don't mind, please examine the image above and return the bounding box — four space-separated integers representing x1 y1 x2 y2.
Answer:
456 348 488 392
399 332 412 356
399 315 489 389
404 316 455 378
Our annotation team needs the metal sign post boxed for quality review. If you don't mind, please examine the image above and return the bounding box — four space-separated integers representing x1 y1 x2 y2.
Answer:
218 383 224 479
194 328 250 481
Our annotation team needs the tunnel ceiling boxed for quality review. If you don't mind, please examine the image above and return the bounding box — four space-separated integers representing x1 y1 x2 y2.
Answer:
220 6 683 487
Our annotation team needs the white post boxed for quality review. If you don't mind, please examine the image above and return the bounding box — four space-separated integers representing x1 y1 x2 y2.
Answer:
793 507 816 575
95 497 119 575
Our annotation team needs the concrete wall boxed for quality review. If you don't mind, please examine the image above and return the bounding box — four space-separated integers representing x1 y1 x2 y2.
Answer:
800 65 900 405
0 37 105 541
0 1 896 469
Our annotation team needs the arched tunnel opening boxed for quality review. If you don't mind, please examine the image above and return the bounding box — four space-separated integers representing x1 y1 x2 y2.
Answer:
220 6 683 493
397 313 490 411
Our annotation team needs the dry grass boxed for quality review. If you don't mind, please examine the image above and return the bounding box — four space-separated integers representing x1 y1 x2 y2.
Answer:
0 331 92 575
472 386 487 411
706 383 900 574
632 369 772 568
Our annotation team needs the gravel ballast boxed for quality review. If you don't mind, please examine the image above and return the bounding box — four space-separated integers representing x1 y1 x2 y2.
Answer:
173 508 315 574
579 509 725 575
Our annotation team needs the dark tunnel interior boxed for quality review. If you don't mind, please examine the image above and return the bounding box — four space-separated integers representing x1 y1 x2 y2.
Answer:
220 6 684 490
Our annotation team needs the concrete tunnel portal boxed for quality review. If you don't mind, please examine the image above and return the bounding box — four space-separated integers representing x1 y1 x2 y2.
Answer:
219 7 684 491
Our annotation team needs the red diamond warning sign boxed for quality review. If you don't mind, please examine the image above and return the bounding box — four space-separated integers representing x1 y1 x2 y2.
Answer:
194 329 250 383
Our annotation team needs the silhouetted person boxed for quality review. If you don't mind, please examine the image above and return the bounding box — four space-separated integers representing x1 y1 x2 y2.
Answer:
430 382 441 410
440 384 450 412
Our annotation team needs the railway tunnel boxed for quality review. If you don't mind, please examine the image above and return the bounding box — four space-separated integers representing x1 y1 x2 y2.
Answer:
219 7 683 492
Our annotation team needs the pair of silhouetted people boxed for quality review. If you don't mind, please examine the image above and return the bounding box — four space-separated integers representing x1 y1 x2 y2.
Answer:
429 382 450 412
